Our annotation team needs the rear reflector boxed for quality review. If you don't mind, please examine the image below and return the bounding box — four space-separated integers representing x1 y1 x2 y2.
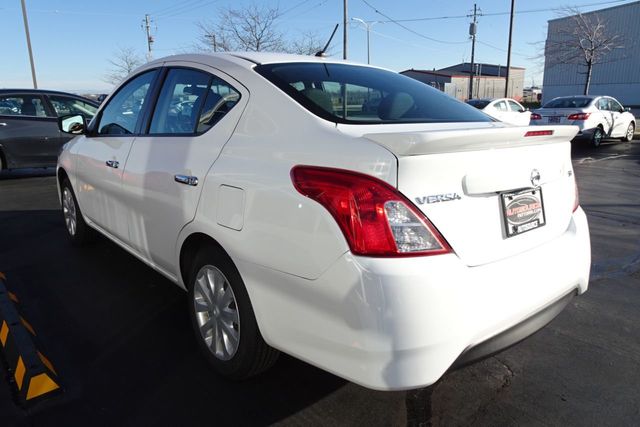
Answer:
524 130 554 137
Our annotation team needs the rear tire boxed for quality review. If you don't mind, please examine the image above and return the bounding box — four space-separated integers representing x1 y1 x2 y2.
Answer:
621 122 635 142
188 245 279 379
61 178 96 246
591 126 604 147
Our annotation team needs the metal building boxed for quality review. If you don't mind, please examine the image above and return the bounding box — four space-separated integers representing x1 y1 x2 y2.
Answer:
401 63 525 101
542 1 640 107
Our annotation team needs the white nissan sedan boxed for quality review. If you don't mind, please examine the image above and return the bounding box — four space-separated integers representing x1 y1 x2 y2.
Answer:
56 53 590 391
466 97 532 126
532 95 636 147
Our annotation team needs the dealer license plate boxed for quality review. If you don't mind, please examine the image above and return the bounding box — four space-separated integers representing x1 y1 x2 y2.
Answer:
501 188 546 238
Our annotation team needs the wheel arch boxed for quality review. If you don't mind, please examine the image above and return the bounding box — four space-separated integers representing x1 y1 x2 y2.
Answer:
57 167 70 202
179 232 230 289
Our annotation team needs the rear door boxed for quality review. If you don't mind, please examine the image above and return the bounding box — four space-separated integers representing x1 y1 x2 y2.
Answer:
75 69 159 242
0 93 59 168
122 62 247 274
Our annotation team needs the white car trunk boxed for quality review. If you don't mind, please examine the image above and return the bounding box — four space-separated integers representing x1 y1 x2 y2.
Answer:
363 125 579 266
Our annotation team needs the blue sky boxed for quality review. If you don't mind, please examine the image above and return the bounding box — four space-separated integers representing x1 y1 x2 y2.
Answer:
1 0 635 92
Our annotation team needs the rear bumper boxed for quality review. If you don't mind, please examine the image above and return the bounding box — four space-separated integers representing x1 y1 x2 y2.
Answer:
241 208 590 391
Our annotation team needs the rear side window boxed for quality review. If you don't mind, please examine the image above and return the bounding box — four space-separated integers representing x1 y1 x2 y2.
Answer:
494 101 508 112
0 95 47 117
255 63 491 124
149 68 241 135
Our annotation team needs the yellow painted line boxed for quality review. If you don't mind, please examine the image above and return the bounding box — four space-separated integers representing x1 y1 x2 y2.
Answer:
8 291 18 303
0 321 8 347
37 351 57 376
0 271 5 280
26 373 60 400
14 357 26 390
20 317 36 336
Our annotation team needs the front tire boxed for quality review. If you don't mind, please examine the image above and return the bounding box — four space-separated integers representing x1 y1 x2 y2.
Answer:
188 245 279 379
591 126 604 147
61 178 95 245
622 122 635 142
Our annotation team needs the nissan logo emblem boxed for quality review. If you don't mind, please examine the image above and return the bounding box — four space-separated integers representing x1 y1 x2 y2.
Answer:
530 169 541 187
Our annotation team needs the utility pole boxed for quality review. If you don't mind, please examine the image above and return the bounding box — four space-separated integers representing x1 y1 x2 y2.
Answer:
467 4 480 100
504 0 515 98
205 34 217 52
20 0 38 88
343 0 348 59
143 14 154 61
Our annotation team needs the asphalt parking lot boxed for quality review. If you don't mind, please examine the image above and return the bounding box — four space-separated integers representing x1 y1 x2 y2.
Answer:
1 137 639 426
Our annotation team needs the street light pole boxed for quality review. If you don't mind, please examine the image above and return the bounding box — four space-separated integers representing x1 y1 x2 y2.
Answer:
504 0 515 98
351 17 376 64
343 0 348 60
20 0 38 89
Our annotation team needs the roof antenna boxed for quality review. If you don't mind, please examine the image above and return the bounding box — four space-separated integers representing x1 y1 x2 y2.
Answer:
315 24 339 57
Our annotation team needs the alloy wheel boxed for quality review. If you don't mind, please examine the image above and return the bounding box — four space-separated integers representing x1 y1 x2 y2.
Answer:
193 265 240 361
626 124 634 141
62 188 77 236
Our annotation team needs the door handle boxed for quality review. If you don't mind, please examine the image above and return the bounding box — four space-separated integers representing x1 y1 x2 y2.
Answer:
105 160 119 169
174 174 199 186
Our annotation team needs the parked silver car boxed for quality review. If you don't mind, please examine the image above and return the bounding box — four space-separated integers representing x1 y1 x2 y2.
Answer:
531 95 635 147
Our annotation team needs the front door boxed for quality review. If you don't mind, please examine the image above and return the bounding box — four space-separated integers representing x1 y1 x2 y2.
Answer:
75 69 159 242
122 63 247 274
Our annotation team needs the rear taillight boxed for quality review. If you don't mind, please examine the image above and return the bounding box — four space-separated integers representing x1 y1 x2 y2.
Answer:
568 112 590 120
530 113 542 120
291 166 451 257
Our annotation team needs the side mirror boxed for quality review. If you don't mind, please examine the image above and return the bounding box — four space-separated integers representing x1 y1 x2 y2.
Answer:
624 107 631 113
59 114 86 135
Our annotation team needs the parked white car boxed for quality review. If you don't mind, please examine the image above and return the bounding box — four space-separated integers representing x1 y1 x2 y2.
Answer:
532 95 636 147
56 53 590 391
466 98 532 126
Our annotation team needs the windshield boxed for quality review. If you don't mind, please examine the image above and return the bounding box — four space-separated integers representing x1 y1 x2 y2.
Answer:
543 97 593 109
255 63 492 124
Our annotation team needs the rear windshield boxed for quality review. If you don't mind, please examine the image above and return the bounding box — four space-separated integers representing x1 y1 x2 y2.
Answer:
543 97 593 109
466 99 491 109
255 63 492 124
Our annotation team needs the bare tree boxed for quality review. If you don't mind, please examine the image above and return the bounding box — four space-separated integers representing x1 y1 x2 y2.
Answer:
103 47 144 86
196 3 326 55
289 31 325 56
198 4 285 52
544 7 624 95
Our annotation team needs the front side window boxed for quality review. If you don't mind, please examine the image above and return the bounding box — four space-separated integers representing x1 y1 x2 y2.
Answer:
255 63 491 124
97 70 158 135
149 68 241 135
49 96 97 118
609 98 623 113
0 95 47 117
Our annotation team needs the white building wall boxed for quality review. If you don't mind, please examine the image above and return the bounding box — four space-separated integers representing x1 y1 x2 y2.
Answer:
542 1 640 106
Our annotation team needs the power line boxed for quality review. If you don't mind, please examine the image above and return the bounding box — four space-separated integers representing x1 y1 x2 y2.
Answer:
360 0 468 45
378 0 630 23
156 0 219 19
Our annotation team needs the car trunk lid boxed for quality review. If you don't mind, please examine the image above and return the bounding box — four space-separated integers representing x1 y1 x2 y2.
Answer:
358 124 579 266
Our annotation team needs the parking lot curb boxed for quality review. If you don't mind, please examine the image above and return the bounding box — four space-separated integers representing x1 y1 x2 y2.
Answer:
0 272 61 406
